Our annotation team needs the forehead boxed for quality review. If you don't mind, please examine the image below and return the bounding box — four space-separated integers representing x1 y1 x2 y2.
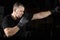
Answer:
18 6 25 9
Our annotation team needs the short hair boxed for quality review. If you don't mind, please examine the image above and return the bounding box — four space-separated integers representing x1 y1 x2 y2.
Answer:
13 2 24 7
13 2 24 11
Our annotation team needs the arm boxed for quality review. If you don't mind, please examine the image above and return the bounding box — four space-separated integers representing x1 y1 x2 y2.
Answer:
32 6 60 20
3 11 50 37
3 13 33 37
32 11 51 20
2 17 20 37
4 26 20 37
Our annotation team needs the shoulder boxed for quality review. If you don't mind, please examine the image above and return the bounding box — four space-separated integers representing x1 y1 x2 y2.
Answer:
4 15 11 19
3 15 13 21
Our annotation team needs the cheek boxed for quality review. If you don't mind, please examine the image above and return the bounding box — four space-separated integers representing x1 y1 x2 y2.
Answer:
20 13 24 16
19 11 24 14
18 12 24 16
16 10 24 15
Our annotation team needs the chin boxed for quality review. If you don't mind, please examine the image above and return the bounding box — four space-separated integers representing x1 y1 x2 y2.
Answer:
18 16 21 18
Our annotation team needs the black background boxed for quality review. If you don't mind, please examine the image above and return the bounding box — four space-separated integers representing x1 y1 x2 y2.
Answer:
0 0 60 39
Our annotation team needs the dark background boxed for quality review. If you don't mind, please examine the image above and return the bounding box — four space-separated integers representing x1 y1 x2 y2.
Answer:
0 0 60 39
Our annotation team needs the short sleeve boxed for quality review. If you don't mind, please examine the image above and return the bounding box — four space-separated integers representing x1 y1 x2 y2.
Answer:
1 16 9 29
2 15 18 29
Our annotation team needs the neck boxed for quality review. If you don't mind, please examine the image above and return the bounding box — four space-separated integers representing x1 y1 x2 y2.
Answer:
11 12 17 20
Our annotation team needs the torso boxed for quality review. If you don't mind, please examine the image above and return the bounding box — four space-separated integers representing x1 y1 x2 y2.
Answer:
4 15 20 27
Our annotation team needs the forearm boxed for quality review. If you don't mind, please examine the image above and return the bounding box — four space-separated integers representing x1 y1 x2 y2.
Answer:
4 26 20 37
32 10 51 20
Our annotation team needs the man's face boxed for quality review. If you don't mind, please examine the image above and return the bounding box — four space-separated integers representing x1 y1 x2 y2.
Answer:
15 6 25 18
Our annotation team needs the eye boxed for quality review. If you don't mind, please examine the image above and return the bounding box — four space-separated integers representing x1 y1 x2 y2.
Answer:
20 10 24 12
20 10 22 12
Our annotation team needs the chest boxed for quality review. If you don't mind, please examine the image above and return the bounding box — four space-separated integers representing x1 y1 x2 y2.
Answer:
8 17 19 27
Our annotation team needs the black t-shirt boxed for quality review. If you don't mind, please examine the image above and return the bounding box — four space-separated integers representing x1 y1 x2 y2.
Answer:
2 15 20 29
2 15 32 40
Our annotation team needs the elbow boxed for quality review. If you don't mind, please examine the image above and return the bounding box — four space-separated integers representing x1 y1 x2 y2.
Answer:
4 28 11 37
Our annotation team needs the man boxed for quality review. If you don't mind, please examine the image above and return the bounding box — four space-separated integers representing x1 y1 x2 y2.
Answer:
2 1 59 40
2 1 52 38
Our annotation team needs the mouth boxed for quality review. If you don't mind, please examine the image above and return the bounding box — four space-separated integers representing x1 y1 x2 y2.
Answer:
17 15 22 18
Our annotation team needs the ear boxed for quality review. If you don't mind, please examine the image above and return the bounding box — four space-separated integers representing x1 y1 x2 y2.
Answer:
13 7 17 12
